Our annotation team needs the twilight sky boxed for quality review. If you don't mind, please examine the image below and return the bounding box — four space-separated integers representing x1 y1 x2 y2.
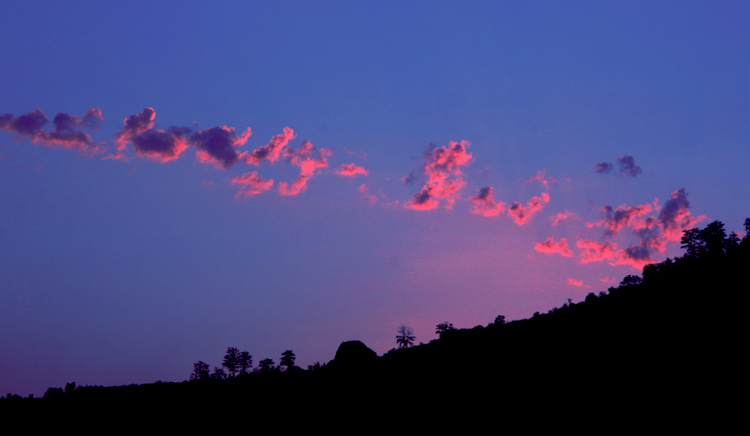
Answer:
2 1 749 396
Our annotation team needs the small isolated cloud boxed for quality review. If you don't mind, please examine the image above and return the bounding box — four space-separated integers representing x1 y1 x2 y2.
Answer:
335 163 368 177
594 162 614 174
405 140 473 211
358 184 377 203
535 237 572 257
232 171 274 198
1 108 103 153
595 155 642 177
522 169 557 190
567 278 584 287
508 192 550 225
616 155 642 177
550 211 576 226
469 186 505 217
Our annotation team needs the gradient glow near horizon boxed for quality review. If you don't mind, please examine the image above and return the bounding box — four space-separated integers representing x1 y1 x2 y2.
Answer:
2 1 749 396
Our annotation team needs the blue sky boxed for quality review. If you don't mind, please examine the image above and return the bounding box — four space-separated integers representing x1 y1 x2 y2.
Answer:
2 1 749 396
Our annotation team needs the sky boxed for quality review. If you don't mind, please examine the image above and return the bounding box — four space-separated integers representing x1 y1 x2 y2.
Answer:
2 1 749 396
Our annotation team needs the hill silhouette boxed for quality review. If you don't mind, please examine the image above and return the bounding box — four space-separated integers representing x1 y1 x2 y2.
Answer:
4 219 747 430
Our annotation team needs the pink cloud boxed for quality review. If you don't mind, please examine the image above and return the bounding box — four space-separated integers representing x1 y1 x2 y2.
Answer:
550 211 576 226
336 163 368 177
587 201 655 235
469 186 506 217
358 184 378 203
567 278 584 287
522 169 557 190
278 140 331 196
658 188 704 241
577 239 618 264
580 188 704 270
535 237 572 257
1 108 103 153
245 127 295 165
232 171 274 198
508 192 550 225
405 140 473 211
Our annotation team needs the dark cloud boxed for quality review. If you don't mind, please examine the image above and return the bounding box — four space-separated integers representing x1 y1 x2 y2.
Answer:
1 108 103 152
132 126 192 162
594 162 613 174
190 126 251 169
595 156 642 177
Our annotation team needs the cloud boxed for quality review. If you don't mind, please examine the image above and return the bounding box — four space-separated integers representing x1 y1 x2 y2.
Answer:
130 126 192 162
112 107 192 162
550 211 576 226
535 237 572 257
595 155 642 177
335 163 368 177
278 140 331 196
567 278 584 287
469 186 505 217
114 107 157 158
232 171 274 198
658 188 703 241
616 155 642 177
507 192 550 225
587 202 656 236
579 188 703 270
112 107 255 166
594 162 614 174
577 239 618 264
522 169 557 190
245 127 295 165
1 108 103 153
191 125 251 169
405 140 473 211
358 184 378 203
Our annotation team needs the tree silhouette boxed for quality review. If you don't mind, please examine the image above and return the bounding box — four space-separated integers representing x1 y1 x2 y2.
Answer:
280 350 296 371
237 351 253 375
436 322 456 338
256 358 276 373
490 315 506 326
211 366 227 380
681 228 705 257
396 325 416 348
223 347 240 377
190 361 210 381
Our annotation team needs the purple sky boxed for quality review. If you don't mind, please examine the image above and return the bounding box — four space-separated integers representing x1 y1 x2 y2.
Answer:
2 1 750 396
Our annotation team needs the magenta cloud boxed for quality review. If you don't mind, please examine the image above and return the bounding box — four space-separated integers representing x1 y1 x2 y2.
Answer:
232 171 274 198
535 237 573 257
469 186 505 217
578 188 703 270
278 140 331 196
508 192 550 225
335 163 368 177
405 140 473 211
245 127 295 166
